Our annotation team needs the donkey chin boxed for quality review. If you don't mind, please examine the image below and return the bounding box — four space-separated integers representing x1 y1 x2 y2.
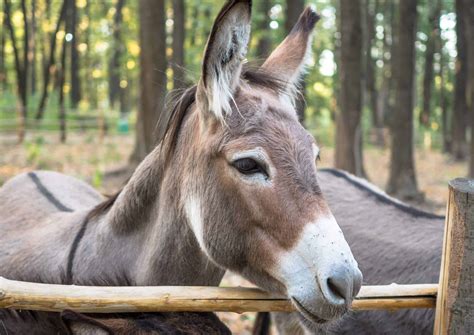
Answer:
273 215 363 329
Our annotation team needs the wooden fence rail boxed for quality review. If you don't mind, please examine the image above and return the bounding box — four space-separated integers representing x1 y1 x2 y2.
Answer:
0 278 436 313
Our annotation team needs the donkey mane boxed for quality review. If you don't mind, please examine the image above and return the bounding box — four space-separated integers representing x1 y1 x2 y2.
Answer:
88 67 286 220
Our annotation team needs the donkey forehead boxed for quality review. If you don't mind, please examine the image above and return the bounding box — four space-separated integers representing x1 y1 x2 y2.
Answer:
224 85 316 149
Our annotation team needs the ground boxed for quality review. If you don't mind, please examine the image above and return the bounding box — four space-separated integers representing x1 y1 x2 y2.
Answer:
0 132 467 333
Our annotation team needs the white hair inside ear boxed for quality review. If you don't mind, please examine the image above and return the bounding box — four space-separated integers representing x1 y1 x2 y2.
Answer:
197 1 252 123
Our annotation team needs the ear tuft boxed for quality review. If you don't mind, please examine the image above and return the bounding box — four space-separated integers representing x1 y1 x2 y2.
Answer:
290 5 320 35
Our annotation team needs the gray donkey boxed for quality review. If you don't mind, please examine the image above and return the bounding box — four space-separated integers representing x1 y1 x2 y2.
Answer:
259 169 444 335
0 1 362 333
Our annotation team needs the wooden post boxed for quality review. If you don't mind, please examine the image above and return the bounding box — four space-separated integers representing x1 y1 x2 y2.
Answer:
434 178 474 334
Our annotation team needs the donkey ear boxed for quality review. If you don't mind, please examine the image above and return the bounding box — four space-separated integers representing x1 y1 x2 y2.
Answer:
197 0 252 121
261 6 320 101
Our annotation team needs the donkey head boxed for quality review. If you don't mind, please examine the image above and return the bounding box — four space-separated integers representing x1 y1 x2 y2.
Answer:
179 0 362 328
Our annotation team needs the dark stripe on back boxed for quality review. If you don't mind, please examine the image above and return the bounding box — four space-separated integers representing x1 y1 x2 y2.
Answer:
28 172 73 212
320 168 445 220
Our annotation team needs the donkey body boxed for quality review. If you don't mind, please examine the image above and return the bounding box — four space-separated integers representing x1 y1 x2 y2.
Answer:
271 169 444 334
0 1 362 333
0 309 230 335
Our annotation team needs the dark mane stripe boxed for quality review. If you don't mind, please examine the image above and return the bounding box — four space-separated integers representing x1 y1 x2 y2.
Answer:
320 168 445 220
28 172 73 212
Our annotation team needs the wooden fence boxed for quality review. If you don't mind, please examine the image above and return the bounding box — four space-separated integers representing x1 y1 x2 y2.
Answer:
0 178 473 334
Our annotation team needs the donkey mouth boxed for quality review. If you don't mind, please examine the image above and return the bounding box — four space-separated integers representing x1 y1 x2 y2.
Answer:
291 297 331 324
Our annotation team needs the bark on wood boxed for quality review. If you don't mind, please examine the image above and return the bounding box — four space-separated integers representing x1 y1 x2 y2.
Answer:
0 278 437 313
335 0 366 177
386 0 421 200
434 178 474 334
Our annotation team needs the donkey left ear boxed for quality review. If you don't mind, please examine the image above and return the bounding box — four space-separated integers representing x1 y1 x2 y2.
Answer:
197 0 252 121
261 6 320 101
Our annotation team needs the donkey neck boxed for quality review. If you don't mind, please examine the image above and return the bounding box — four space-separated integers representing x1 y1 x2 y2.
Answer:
76 123 224 287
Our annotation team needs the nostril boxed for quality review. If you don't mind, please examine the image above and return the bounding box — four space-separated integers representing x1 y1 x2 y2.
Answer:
327 277 349 302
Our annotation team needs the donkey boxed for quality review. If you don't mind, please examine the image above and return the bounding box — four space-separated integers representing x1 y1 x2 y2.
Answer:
0 1 362 333
259 169 444 334
1 310 231 335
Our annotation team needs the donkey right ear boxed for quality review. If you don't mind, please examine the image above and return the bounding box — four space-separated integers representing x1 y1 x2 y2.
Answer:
196 0 252 123
261 6 320 105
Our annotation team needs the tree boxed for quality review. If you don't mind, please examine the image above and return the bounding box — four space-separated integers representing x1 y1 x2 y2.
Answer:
69 0 81 108
3 0 28 141
465 0 474 176
130 0 167 163
36 0 68 120
109 0 126 108
172 0 186 89
420 0 441 126
451 0 468 160
364 0 381 145
30 0 37 95
0 12 7 90
335 0 366 177
386 0 420 200
285 0 305 123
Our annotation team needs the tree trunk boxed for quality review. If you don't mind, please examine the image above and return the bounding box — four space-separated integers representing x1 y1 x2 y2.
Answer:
452 0 468 160
365 0 382 146
4 0 27 142
36 0 67 120
0 17 7 90
108 0 125 108
420 0 441 126
255 0 272 60
285 0 305 123
83 0 95 108
465 0 474 177
335 0 366 177
58 28 68 143
439 38 451 153
69 0 80 108
30 0 37 95
130 0 167 163
172 0 186 89
386 0 421 200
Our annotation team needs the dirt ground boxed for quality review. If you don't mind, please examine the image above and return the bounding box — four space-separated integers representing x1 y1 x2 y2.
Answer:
0 133 467 333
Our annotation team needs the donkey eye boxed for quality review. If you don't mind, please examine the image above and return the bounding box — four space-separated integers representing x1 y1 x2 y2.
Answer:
232 158 266 176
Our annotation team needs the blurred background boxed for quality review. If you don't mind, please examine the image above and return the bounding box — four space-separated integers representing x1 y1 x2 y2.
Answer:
1 0 474 332
1 0 473 214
